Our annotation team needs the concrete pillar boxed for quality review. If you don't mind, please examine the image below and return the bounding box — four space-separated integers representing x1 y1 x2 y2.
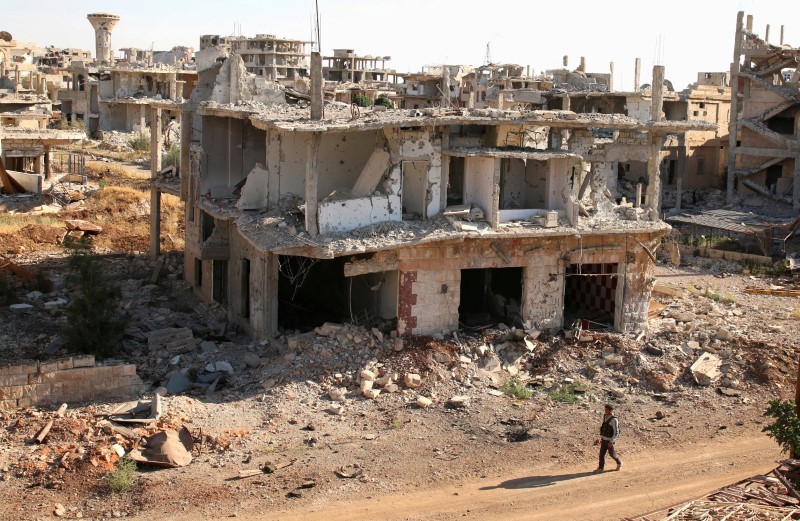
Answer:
562 56 568 68
746 14 753 32
44 146 51 181
180 104 191 201
609 61 614 92
727 11 745 205
34 155 44 175
139 104 146 133
442 66 450 109
310 52 323 120
765 25 770 43
40 78 47 98
794 115 800 210
169 75 177 101
634 58 641 90
305 132 320 236
578 56 586 73
14 66 20 93
781 25 785 45
646 135 662 216
650 65 665 122
149 107 162 260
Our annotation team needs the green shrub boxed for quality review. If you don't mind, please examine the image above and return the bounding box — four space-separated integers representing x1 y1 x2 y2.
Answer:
107 458 137 493
500 378 531 400
162 145 180 168
62 247 128 358
128 133 150 152
548 383 580 404
763 399 800 457
374 97 393 109
352 95 373 107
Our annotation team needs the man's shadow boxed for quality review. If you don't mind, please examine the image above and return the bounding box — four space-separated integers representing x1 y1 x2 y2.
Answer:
480 471 596 490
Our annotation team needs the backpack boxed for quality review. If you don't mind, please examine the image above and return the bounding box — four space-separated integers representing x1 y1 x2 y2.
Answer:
600 415 617 438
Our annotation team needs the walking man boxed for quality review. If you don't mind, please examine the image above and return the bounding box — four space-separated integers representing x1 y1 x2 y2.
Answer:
595 404 622 472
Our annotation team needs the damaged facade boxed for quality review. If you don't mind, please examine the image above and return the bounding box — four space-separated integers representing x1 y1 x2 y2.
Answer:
169 48 713 340
727 11 800 210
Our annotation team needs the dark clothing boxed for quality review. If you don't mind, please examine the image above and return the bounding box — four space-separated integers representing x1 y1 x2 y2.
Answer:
598 439 621 470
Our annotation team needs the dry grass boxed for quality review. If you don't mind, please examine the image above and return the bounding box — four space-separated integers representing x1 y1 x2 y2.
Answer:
791 308 800 320
0 214 63 234
93 186 148 213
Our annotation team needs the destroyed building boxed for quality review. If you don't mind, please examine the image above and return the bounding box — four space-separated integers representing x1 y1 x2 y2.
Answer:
56 13 197 135
398 65 473 109
727 11 800 210
163 46 714 340
201 33 310 83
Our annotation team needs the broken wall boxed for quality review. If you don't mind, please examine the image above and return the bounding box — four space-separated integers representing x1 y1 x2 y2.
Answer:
0 356 143 409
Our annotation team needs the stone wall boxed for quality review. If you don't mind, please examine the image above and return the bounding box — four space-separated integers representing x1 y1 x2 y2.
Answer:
0 356 143 410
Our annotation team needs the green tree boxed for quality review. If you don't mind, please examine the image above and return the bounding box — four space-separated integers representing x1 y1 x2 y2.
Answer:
352 95 373 107
763 399 800 457
63 247 128 358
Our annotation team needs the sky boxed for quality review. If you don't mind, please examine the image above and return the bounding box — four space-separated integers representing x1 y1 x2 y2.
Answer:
4 0 799 91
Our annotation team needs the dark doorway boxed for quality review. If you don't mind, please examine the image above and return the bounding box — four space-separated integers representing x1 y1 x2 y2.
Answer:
278 256 395 331
447 156 465 206
766 164 783 193
213 260 228 306
459 267 523 328
564 263 617 329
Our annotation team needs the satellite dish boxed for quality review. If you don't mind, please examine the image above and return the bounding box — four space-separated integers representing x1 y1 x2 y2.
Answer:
0 31 12 42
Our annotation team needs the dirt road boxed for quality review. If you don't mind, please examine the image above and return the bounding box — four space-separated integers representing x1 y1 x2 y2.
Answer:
234 434 779 521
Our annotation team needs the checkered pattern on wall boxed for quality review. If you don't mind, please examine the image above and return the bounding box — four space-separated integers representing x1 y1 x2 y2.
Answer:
565 263 618 316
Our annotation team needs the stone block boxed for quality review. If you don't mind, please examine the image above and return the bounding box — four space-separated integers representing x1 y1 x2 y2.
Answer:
0 399 19 410
0 373 29 387
0 385 25 400
119 365 138 377
72 355 95 368
362 388 381 399
416 396 432 408
404 373 422 388
39 361 60 374
0 362 38 376
56 359 74 371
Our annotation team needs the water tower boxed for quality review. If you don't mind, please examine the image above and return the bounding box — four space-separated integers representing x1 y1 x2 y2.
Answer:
87 13 120 64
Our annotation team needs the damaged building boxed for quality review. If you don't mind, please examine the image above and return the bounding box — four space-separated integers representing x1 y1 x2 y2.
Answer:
727 11 800 210
166 47 713 340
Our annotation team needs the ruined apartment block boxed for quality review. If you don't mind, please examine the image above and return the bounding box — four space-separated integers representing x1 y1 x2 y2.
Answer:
727 12 800 210
167 44 713 340
202 34 311 82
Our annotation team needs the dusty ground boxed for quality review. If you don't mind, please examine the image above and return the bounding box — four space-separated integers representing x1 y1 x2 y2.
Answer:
1 154 798 521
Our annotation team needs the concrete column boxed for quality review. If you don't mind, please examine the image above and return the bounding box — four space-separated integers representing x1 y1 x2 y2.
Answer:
781 25 785 45
634 58 641 90
139 104 146 133
650 65 664 122
578 57 586 73
169 74 177 101
727 11 745 205
14 66 20 93
310 52 323 120
609 61 614 92
765 25 770 43
40 78 47 98
34 154 44 175
562 56 568 67
44 145 51 181
794 115 800 210
646 136 662 216
180 104 191 201
746 14 753 32
442 66 450 109
149 107 162 260
305 132 320 236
